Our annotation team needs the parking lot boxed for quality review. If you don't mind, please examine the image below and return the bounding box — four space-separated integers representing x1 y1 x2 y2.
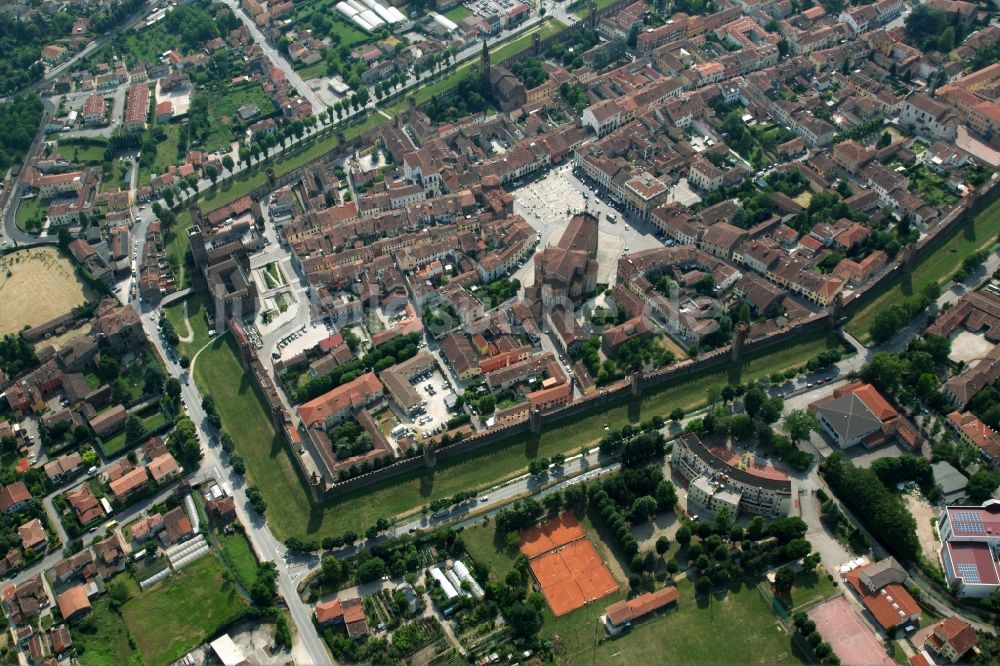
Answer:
273 317 331 358
406 369 457 440
463 0 521 20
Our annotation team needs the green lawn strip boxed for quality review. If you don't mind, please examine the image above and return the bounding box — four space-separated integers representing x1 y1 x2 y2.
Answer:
581 578 801 665
122 554 247 666
272 113 385 179
73 588 142 665
891 640 908 665
197 168 268 211
490 20 565 62
193 337 315 541
218 530 259 590
163 209 194 287
846 196 1000 342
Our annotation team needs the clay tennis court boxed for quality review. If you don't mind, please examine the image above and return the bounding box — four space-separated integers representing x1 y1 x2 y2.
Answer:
521 514 618 617
807 596 894 666
520 513 586 558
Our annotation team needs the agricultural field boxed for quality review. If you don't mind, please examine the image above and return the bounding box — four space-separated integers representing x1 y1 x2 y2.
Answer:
0 247 93 335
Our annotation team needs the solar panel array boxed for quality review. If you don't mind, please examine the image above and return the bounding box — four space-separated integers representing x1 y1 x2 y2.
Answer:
952 511 985 534
957 563 981 584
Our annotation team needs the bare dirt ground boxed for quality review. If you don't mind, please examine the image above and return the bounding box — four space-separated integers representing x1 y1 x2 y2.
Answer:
948 330 994 364
0 247 91 335
904 492 941 565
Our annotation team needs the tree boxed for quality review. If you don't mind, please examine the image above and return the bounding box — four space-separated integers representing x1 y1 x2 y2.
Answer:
774 567 795 598
205 164 218 185
676 525 692 548
222 154 234 174
743 385 767 418
124 414 145 445
108 580 132 609
656 536 670 556
357 557 387 583
164 377 181 401
759 396 785 425
655 480 678 512
506 602 543 639
669 407 685 422
784 409 819 444
967 469 1000 504
631 495 658 522
527 458 549 476
321 555 344 585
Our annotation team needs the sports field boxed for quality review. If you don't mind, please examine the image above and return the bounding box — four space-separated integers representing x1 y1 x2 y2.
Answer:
808 595 894 666
522 514 618 617
0 246 92 335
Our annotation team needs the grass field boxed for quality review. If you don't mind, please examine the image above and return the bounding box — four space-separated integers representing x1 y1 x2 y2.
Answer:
218 530 259 590
296 60 328 80
788 569 838 611
0 246 92 335
142 122 182 183
101 407 168 456
164 290 215 357
203 82 276 153
460 520 520 576
59 140 108 164
193 331 840 539
846 195 1000 342
568 577 801 665
14 195 46 232
75 579 142 666
444 5 472 20
122 554 247 666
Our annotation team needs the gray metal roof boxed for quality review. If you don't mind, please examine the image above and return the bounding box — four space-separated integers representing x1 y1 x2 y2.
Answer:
816 393 881 442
